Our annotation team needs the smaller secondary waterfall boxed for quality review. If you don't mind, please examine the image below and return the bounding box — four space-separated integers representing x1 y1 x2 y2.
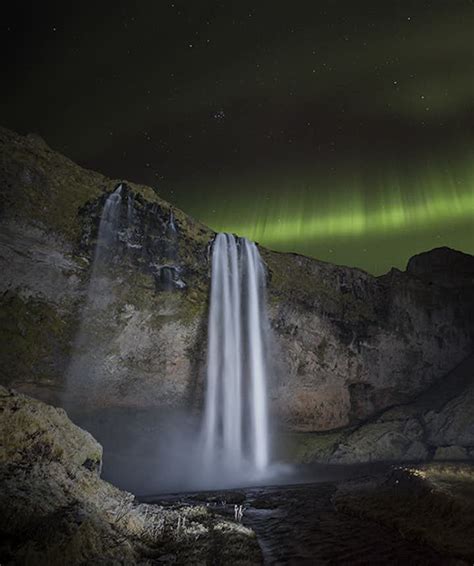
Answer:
64 185 125 406
201 233 270 479
93 184 123 267
86 184 124 308
160 210 180 290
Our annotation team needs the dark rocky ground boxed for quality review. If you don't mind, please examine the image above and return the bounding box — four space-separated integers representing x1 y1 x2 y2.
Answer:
147 464 474 565
4 386 474 565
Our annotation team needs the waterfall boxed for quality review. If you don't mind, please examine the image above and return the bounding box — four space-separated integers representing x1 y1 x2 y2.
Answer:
201 233 270 478
93 184 123 267
64 185 125 408
87 185 124 309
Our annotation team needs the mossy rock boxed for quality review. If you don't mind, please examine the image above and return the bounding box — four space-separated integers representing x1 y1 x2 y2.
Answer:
276 430 345 463
0 385 102 470
0 292 75 387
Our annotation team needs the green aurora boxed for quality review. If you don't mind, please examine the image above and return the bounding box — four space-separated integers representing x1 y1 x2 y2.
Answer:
184 159 474 274
1 2 473 274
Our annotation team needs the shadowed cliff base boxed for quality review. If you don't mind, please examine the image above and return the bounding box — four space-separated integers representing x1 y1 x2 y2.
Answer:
279 352 474 466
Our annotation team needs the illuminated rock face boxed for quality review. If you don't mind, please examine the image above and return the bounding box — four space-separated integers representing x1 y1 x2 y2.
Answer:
262 248 474 431
0 387 262 564
0 125 473 439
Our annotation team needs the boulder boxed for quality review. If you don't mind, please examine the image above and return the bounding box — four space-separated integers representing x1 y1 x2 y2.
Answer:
0 387 261 565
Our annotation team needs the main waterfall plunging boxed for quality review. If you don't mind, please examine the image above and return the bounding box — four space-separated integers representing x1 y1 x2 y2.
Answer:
202 233 270 476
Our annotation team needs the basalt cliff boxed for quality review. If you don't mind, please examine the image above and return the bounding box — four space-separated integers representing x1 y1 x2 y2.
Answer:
1 126 473 475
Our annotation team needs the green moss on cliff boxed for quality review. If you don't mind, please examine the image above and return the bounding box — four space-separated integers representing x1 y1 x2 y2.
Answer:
261 247 377 322
262 249 329 302
0 127 211 249
0 292 74 386
277 430 345 463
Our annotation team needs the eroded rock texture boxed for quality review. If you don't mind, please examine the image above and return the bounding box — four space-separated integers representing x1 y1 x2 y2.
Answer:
282 353 474 464
0 387 261 565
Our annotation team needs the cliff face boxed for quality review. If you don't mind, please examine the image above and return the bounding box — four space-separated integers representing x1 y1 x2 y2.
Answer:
265 250 473 431
283 353 474 465
1 126 473 437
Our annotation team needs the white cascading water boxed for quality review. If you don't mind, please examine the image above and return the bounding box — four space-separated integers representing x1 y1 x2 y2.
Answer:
93 184 123 267
64 185 124 407
201 233 270 480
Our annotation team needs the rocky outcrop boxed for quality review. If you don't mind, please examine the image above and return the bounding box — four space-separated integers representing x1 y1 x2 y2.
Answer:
0 386 261 565
407 246 474 287
282 353 474 464
0 125 473 441
0 126 211 416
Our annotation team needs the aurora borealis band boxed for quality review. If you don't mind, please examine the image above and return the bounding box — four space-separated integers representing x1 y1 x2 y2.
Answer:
2 1 473 274
182 159 474 274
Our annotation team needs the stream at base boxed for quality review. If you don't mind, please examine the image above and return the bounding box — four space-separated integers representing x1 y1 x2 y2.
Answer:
142 470 455 565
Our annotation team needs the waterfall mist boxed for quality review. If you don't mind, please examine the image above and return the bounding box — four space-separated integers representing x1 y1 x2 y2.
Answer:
63 184 126 410
63 196 280 493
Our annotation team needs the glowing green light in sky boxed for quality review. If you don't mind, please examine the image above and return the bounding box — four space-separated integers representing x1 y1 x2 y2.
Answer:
190 160 474 274
219 179 473 244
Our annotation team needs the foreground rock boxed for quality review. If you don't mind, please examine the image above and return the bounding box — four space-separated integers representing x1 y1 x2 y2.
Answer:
335 463 474 563
0 387 261 565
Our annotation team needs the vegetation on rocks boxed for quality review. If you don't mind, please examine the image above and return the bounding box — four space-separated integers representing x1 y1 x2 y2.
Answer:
0 291 74 387
0 387 262 565
280 353 474 465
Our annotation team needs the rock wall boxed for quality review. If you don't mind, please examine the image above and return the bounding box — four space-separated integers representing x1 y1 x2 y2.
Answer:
1 125 473 437
281 353 474 464
265 249 474 430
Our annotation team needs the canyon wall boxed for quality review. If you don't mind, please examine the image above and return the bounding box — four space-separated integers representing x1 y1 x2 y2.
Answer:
1 126 473 438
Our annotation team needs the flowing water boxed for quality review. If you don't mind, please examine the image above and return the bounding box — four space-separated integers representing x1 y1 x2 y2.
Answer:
93 184 123 267
64 185 125 406
160 210 179 289
200 233 270 484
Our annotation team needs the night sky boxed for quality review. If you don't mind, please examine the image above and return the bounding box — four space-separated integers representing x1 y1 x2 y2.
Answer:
2 1 473 274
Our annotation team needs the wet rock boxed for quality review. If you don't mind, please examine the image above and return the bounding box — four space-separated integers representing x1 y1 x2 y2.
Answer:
282 353 474 466
330 419 429 464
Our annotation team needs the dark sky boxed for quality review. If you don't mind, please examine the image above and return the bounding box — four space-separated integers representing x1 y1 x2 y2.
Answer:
2 1 473 274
